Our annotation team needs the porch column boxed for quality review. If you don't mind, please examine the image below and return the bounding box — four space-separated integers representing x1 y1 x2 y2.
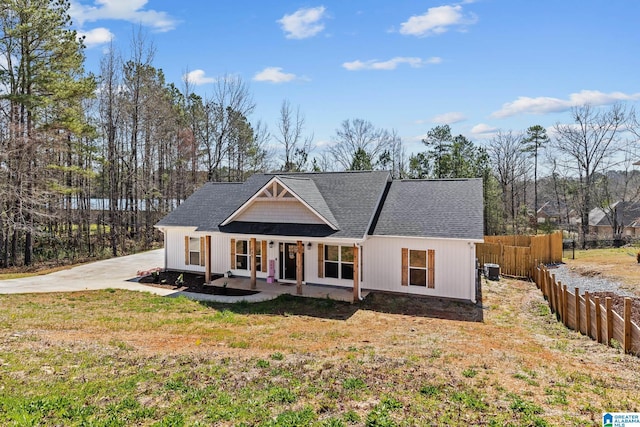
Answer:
250 237 257 289
296 240 303 295
205 236 211 284
249 237 257 289
353 244 359 302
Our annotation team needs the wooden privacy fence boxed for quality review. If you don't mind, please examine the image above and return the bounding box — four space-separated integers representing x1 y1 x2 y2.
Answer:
477 232 563 278
535 264 640 357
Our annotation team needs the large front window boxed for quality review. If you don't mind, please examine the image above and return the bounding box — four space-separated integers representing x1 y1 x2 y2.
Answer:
235 239 262 271
324 245 354 280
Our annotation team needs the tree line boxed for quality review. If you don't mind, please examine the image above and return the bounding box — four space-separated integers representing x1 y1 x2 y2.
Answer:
1 0 639 268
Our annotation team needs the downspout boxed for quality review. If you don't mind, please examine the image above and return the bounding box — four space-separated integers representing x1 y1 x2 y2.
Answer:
469 241 477 303
358 243 363 301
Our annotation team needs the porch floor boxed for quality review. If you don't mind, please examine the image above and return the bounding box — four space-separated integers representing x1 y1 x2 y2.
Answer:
206 276 368 303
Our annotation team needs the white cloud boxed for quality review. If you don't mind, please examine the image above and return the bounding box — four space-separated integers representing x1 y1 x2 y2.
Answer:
471 123 498 136
491 90 640 118
399 4 477 37
277 6 327 39
253 67 297 83
70 0 178 32
431 111 467 124
342 56 441 71
315 139 333 148
77 27 114 48
183 69 215 86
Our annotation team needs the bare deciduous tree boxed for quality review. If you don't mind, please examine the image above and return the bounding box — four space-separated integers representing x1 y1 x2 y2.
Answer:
274 99 313 172
203 75 255 180
552 104 628 247
328 118 395 171
487 130 527 234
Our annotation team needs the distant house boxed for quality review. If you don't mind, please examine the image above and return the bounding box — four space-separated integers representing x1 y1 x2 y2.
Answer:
155 171 483 302
536 201 577 226
588 201 640 238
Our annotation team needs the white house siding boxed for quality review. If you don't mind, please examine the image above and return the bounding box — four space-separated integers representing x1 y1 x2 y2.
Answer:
363 236 477 302
235 200 324 224
162 229 476 302
164 228 226 274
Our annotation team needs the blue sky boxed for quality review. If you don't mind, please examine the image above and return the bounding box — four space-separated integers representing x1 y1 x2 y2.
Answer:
71 0 640 156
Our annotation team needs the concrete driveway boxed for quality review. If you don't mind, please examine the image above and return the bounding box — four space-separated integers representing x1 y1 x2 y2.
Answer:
0 249 175 296
0 249 277 303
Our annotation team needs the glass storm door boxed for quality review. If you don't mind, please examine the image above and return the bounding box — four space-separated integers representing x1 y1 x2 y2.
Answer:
280 243 303 281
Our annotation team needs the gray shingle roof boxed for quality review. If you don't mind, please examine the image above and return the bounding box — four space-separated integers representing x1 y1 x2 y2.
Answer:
370 178 484 240
155 176 270 231
156 172 484 240
589 201 640 227
276 176 339 229
156 171 391 239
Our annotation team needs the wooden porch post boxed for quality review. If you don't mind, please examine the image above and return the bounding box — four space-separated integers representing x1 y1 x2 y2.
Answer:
353 244 359 303
205 236 211 284
296 240 303 295
250 237 257 289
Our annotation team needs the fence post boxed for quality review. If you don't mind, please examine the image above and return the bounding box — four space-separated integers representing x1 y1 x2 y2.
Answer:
534 259 538 287
585 291 591 338
595 296 602 343
574 287 580 333
551 274 557 315
562 284 569 327
549 274 555 314
624 298 632 354
606 297 613 347
557 281 563 323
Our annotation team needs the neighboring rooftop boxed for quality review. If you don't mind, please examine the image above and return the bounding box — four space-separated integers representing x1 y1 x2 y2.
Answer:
589 201 640 228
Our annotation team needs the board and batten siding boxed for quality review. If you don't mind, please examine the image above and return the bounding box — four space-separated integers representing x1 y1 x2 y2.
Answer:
235 200 324 224
363 236 477 302
164 228 228 273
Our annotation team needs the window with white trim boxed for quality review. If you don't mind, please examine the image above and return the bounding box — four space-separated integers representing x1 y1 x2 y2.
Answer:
189 237 201 266
235 239 262 271
324 245 354 280
409 250 427 287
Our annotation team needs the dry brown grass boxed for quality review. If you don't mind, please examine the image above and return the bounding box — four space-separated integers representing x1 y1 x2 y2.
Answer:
2 267 639 425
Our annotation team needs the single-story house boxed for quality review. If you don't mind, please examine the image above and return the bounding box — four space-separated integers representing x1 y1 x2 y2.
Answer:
154 171 483 302
536 201 578 225
588 201 640 238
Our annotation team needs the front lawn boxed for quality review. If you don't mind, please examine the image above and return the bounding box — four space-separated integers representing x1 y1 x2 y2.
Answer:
1 278 638 426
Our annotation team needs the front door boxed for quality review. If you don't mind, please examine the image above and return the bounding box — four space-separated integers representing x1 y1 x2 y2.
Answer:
280 243 304 281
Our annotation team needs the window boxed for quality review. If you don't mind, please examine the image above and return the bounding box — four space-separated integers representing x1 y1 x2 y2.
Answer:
402 248 435 288
324 245 354 280
341 246 354 280
235 239 262 271
409 250 427 287
184 236 204 265
235 240 248 270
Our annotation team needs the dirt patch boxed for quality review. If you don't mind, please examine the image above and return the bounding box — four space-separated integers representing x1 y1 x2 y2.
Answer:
590 291 640 326
139 270 258 297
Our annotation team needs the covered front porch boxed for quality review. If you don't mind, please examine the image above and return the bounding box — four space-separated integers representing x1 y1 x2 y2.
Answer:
196 275 370 303
199 235 365 302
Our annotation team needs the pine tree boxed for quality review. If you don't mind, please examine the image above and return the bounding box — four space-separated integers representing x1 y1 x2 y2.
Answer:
0 0 95 265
